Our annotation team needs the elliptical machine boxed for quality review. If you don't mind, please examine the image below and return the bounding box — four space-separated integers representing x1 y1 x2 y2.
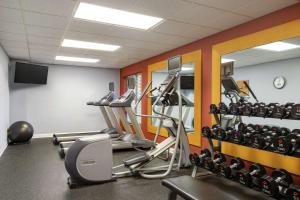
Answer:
64 55 191 188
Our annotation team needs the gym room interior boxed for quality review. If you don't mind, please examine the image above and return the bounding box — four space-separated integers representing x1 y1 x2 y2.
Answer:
0 1 300 200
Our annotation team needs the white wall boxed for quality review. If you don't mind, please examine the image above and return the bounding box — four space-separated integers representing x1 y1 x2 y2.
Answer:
230 57 300 129
0 46 9 156
9 62 120 136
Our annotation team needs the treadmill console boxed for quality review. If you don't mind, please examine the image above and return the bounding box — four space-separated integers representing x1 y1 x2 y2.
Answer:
110 89 135 107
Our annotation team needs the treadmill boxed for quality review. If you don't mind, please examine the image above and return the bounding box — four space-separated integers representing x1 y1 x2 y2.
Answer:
52 83 119 145
58 93 122 151
59 79 154 158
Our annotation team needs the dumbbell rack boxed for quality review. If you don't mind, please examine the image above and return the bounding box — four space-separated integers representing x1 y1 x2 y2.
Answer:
208 103 300 176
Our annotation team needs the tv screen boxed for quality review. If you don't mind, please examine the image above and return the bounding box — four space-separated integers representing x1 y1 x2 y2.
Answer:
181 76 194 89
14 62 48 84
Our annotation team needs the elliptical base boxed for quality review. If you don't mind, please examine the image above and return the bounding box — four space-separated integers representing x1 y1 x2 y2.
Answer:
67 175 117 189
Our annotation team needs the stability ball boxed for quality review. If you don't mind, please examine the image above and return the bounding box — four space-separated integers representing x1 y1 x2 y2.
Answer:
7 121 34 144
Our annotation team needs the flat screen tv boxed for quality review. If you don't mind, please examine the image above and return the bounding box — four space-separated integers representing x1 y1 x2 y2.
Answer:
14 62 48 84
181 76 194 89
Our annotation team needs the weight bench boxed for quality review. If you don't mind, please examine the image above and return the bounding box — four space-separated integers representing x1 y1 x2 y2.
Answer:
162 175 273 200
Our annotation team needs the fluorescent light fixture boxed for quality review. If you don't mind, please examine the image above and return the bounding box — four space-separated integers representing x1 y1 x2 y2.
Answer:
74 2 164 30
62 39 120 51
221 58 235 64
254 42 300 51
55 56 99 63
182 67 194 71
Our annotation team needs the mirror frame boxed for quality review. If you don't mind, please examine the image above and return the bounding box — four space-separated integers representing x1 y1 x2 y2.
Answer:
147 50 202 147
212 19 300 175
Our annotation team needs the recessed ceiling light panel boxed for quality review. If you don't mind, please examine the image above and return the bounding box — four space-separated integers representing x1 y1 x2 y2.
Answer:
62 39 120 51
254 42 300 51
221 58 235 64
74 2 164 30
182 67 194 71
55 56 99 63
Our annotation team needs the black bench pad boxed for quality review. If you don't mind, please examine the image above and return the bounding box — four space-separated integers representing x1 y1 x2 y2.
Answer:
162 175 273 200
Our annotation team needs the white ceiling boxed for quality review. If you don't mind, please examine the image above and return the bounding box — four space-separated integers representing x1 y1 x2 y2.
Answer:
223 36 300 68
0 0 298 68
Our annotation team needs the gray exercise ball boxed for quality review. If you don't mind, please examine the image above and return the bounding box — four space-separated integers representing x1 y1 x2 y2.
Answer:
7 121 34 144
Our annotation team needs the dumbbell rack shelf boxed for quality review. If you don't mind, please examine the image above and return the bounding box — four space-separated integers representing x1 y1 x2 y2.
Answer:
210 140 300 176
218 113 300 121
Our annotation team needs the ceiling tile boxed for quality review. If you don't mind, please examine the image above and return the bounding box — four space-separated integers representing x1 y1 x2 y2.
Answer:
57 47 86 56
29 44 58 51
27 35 61 46
132 0 187 18
0 0 20 9
30 56 54 64
0 21 25 34
64 31 102 42
82 0 139 11
233 0 298 18
0 7 23 23
154 20 219 39
20 0 76 17
0 31 26 42
68 20 117 35
171 3 251 29
23 11 68 29
0 39 27 48
5 47 29 59
26 25 64 38
29 49 55 57
53 60 102 68
182 0 252 15
176 0 297 17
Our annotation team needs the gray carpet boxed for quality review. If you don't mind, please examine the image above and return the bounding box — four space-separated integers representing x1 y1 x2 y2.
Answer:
0 138 188 200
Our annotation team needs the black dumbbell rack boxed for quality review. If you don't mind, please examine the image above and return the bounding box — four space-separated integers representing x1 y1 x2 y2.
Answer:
210 102 300 120
205 103 300 178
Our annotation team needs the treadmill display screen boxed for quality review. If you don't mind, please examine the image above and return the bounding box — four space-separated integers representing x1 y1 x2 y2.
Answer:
222 77 240 93
168 56 182 73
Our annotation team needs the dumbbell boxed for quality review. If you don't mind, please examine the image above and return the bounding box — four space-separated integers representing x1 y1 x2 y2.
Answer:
214 127 229 141
256 103 269 117
286 185 300 200
202 125 222 139
283 103 294 119
210 104 219 114
219 157 244 179
241 102 253 116
252 103 266 116
260 169 293 197
273 129 299 155
189 148 211 167
219 102 229 114
272 103 295 119
291 104 300 119
237 163 266 187
251 125 271 149
202 152 226 172
230 124 256 145
251 126 280 150
265 103 280 117
229 102 242 115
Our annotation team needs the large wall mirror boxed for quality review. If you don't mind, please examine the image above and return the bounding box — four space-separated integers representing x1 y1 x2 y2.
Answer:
148 50 201 146
221 36 300 128
212 19 300 175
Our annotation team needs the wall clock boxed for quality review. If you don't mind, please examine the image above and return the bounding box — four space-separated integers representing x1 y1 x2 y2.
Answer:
273 76 286 89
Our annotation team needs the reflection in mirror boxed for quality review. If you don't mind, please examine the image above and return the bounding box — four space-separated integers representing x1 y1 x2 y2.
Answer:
151 62 195 133
221 36 300 130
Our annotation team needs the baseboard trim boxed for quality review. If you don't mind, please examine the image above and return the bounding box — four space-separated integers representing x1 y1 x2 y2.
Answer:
0 144 7 157
33 133 53 138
